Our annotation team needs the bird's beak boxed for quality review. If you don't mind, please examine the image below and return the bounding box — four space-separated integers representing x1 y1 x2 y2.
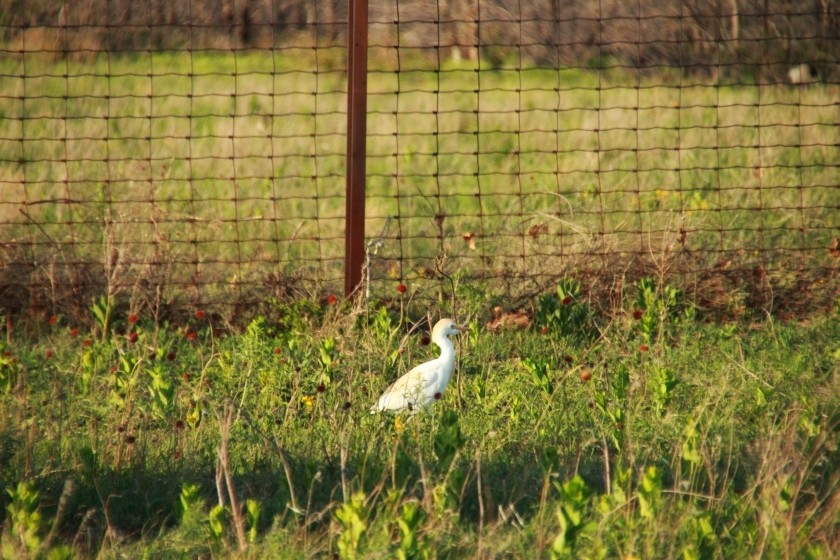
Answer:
455 324 468 333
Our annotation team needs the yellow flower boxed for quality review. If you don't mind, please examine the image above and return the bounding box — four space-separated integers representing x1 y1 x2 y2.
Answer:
301 395 314 412
394 416 405 434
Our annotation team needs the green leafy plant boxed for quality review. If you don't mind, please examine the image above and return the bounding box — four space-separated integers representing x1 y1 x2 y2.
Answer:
395 501 428 560
90 295 113 341
0 354 17 395
335 492 368 560
433 410 465 474
637 466 663 519
147 362 175 421
551 475 591 558
4 482 42 554
245 499 261 544
652 367 678 416
635 277 681 343
536 278 595 341
523 356 553 395
592 364 630 450
208 504 226 541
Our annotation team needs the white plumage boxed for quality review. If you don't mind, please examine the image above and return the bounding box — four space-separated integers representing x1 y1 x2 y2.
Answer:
371 318 467 413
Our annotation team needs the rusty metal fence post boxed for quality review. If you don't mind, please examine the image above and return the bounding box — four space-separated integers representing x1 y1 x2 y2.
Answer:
344 0 369 297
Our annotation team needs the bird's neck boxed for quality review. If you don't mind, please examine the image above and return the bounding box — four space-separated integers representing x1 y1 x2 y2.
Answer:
435 336 456 364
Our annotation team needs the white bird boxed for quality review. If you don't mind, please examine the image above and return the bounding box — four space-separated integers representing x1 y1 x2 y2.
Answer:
371 318 467 413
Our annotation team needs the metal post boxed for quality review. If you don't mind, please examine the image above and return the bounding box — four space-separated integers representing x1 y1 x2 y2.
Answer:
344 0 368 297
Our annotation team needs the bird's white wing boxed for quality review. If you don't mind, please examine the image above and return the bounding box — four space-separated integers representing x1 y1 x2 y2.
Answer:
374 358 443 412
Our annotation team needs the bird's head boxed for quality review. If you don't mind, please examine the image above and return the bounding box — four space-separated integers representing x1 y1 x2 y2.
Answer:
432 318 467 339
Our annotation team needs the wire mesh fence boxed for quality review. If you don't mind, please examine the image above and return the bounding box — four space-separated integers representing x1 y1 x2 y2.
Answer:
1 0 837 325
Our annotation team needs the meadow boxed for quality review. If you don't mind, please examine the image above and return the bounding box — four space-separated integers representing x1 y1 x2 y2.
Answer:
0 49 838 558
0 279 838 558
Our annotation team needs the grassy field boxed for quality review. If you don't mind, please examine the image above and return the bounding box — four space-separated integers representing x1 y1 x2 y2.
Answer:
0 50 837 317
0 279 837 558
0 51 837 556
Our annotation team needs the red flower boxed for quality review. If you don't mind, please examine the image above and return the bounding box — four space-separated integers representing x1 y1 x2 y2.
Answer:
421 336 431 346
396 283 407 294
45 349 54 359
128 314 138 324
327 294 338 305
128 332 139 343
182 372 191 381
196 310 205 320
273 347 282 355
639 344 649 353
562 296 572 305
82 339 92 347
540 326 549 335
187 331 197 341
69 328 79 338
632 309 644 320
49 315 58 325
580 370 592 382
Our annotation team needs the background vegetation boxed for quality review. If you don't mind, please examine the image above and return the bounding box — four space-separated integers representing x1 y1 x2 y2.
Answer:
0 48 836 322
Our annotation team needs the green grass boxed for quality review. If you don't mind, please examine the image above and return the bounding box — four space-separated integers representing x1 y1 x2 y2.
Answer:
0 282 837 558
0 51 837 312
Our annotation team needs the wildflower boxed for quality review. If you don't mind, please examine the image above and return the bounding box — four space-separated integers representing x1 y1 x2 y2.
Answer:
128 314 138 324
196 310 205 320
327 294 338 305
301 395 315 411
396 283 407 294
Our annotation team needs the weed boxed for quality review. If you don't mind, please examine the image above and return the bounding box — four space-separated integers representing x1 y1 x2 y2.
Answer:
0 295 835 557
536 278 596 342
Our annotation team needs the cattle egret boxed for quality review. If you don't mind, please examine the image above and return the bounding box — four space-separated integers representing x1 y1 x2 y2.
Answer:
371 318 467 413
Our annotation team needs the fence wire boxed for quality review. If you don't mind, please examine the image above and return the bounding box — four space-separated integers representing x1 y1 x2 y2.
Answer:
0 0 837 324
